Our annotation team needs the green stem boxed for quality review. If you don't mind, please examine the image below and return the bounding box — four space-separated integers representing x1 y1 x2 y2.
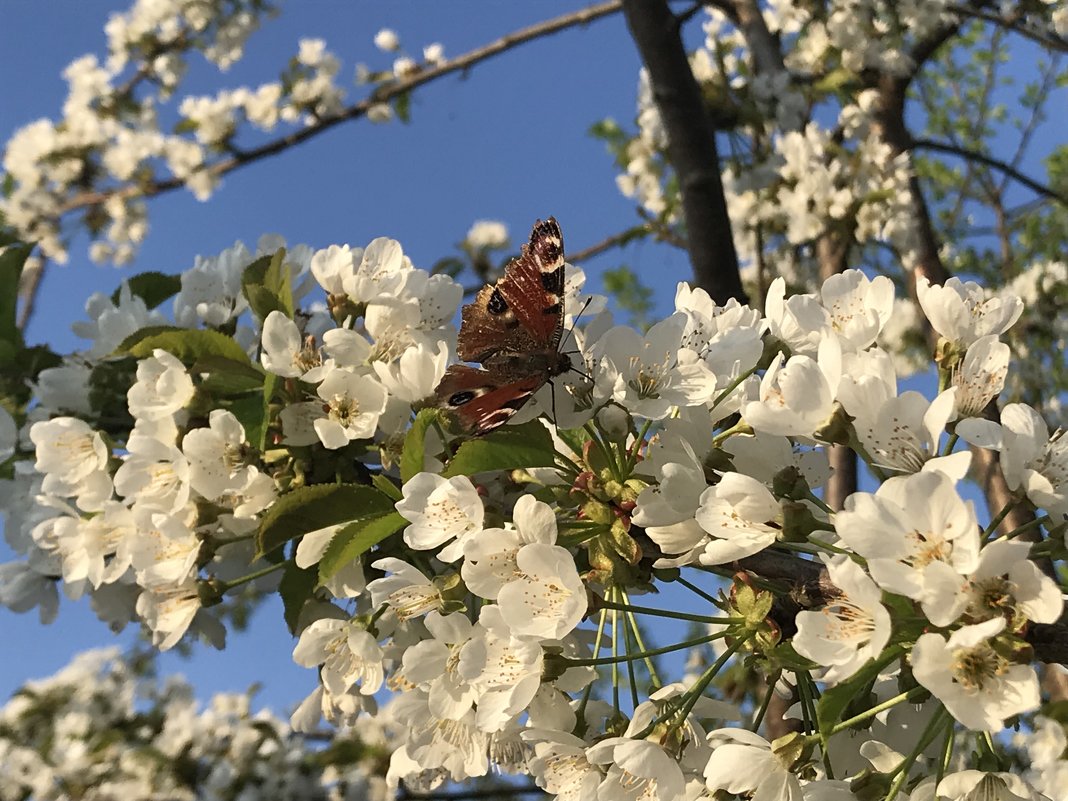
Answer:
621 604 641 709
565 631 727 667
575 607 609 737
597 599 743 625
847 430 890 482
828 686 925 736
883 706 951 801
675 575 721 606
218 560 287 591
626 418 655 472
752 670 781 733
584 421 622 481
983 497 1021 540
633 633 750 740
942 432 960 457
621 588 663 688
1006 514 1051 540
805 490 835 516
712 366 757 409
611 592 620 714
936 721 955 786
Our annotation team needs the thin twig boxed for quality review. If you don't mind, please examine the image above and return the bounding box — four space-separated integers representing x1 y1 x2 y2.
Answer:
910 137 1068 206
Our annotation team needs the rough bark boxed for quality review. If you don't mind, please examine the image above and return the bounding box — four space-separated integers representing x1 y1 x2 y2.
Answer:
621 0 746 304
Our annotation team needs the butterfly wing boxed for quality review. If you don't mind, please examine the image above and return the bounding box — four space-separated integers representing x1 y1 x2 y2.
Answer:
456 218 566 363
497 217 566 348
435 364 546 435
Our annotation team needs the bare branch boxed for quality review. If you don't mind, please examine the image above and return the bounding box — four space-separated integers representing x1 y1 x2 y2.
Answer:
58 1 623 216
947 3 1068 53
911 137 1068 207
621 0 746 304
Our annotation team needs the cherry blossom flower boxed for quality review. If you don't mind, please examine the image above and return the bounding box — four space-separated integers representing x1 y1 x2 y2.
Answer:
912 617 1040 731
127 349 195 422
396 472 484 563
958 403 1068 519
794 556 891 684
293 617 385 697
834 471 979 626
595 314 717 419
704 729 803 801
742 336 841 438
916 276 1023 347
586 738 685 801
367 558 443 620
693 472 783 565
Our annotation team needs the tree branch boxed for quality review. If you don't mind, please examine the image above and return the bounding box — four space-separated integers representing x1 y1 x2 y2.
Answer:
910 137 1068 207
57 1 623 216
946 3 1068 54
620 0 746 304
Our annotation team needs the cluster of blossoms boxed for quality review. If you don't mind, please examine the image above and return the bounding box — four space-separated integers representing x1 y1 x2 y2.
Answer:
0 0 445 266
0 648 398 801
2 213 1068 799
604 2 1068 413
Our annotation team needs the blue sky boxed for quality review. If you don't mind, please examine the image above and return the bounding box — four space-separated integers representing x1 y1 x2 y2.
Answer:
0 1 704 712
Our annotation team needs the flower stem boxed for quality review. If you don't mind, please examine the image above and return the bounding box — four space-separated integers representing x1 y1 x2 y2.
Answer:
597 599 743 625
752 669 781 733
565 630 727 667
883 706 951 801
621 588 663 688
218 560 287 591
982 497 1021 540
828 685 924 736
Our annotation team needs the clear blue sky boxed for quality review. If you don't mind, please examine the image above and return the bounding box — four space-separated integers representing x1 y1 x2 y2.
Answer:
0 1 703 711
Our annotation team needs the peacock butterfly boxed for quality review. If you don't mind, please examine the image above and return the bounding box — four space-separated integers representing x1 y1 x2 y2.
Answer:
435 217 572 435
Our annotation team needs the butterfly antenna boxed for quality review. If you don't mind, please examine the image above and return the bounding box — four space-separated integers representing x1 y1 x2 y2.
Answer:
562 296 594 381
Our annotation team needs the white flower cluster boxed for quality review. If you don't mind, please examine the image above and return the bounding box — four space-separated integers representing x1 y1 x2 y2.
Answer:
0 648 399 801
2 213 1065 799
0 2 450 265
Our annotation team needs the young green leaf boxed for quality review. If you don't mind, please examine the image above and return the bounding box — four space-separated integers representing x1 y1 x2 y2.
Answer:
442 420 556 478
256 484 394 558
115 326 252 364
317 511 406 585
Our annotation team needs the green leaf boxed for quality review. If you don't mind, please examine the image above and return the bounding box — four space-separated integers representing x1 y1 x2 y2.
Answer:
0 243 31 349
227 392 269 451
258 372 280 451
395 91 411 123
256 484 394 558
318 511 405 585
279 561 318 634
443 420 556 478
115 326 252 365
110 271 182 309
241 249 294 322
816 645 903 737
401 408 441 483
372 473 403 501
194 355 266 396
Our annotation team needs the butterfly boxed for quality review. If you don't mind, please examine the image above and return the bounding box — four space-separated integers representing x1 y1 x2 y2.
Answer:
435 217 573 435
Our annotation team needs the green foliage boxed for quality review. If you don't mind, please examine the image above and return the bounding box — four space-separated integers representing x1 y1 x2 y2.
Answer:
442 420 556 478
255 483 395 558
115 326 252 364
317 511 406 585
241 248 294 322
401 408 442 483
279 561 317 634
109 271 182 309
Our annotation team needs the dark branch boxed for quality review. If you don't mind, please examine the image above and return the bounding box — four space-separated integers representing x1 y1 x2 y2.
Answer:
946 3 1068 53
621 0 746 304
911 137 1068 206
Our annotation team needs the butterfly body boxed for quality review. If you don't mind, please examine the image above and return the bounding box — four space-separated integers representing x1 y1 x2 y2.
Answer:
436 217 571 435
